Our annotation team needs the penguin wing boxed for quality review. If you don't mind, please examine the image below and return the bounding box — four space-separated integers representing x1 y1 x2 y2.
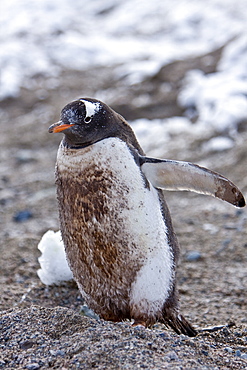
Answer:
141 158 245 208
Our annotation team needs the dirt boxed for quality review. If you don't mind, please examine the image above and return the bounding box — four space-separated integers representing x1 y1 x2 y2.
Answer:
0 48 247 369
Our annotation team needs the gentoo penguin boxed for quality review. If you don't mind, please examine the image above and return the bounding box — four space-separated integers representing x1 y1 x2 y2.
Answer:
49 98 245 337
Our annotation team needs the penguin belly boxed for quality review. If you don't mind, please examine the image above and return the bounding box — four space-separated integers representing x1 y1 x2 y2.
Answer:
55 137 175 324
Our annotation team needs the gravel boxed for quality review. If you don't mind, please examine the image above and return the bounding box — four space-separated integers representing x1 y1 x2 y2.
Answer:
1 306 247 369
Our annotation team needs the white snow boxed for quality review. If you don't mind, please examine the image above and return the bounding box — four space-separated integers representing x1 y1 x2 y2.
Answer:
178 35 247 136
1 1 247 95
1 0 247 152
132 116 196 156
37 230 73 285
202 136 234 153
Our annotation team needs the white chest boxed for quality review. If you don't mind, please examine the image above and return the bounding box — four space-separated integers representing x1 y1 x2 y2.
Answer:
56 138 174 314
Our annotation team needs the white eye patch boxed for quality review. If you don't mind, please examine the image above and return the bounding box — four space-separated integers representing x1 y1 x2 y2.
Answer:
80 99 100 119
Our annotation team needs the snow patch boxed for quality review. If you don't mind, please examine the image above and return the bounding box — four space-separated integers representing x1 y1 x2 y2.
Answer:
178 34 247 135
37 230 73 285
202 136 234 152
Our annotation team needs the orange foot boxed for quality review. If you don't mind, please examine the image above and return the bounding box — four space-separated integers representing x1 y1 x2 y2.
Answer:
132 320 146 327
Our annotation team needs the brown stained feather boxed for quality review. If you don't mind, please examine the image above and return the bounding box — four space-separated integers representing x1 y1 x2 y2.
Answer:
54 141 198 336
56 154 141 321
214 177 245 207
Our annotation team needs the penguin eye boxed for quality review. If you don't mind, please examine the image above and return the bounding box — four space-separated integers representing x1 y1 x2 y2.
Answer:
84 116 92 124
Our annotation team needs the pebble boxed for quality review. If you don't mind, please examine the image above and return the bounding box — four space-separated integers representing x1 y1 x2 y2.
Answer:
49 349 65 357
15 150 36 164
165 351 179 361
185 251 202 261
13 210 33 222
0 189 14 205
25 363 40 370
224 347 233 353
235 350 241 357
234 349 247 358
203 223 219 234
20 340 35 350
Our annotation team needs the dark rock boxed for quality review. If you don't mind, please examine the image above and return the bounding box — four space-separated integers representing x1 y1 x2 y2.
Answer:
13 210 33 222
20 340 35 350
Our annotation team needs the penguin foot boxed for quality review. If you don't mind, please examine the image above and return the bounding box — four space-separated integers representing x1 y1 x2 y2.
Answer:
132 320 146 328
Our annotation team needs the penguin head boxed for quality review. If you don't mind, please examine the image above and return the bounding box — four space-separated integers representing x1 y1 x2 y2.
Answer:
49 98 144 153
49 98 118 147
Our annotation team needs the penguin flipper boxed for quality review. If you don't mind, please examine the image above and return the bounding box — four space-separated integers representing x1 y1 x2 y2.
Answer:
141 158 245 208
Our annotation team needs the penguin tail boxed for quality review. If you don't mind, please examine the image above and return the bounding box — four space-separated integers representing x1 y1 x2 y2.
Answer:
162 313 197 337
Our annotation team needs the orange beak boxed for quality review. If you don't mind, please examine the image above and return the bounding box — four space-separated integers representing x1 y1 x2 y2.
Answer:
48 121 75 133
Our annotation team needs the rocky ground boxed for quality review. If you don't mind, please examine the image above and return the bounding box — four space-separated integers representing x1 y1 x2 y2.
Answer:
0 48 247 369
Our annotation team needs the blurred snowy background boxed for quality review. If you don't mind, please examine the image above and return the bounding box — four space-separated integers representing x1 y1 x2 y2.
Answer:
1 0 247 154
